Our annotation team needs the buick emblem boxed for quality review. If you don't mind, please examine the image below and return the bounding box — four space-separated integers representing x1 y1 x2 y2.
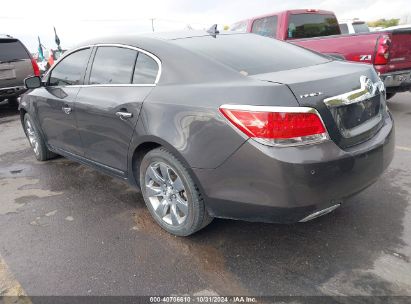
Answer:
360 76 377 95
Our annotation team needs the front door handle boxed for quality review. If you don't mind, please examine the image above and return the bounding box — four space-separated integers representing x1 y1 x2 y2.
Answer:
62 106 72 114
115 111 133 120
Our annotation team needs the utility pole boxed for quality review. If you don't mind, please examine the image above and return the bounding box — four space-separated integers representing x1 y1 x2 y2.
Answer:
150 18 155 32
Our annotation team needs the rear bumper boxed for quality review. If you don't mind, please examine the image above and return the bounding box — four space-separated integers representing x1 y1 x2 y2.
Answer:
194 113 395 223
0 86 27 99
379 69 411 93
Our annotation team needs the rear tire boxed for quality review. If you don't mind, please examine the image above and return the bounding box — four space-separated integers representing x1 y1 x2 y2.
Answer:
139 147 213 236
23 113 56 161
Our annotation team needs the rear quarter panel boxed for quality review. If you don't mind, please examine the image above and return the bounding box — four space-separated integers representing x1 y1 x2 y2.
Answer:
128 80 299 170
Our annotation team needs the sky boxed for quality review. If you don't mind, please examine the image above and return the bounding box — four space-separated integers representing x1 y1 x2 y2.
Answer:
1 0 410 52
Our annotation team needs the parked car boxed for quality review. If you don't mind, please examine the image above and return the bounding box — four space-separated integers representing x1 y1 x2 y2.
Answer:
0 35 40 106
232 9 411 99
339 20 370 34
20 31 394 236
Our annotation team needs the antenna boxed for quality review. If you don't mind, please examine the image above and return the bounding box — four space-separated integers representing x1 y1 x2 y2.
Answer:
150 18 155 32
207 24 219 37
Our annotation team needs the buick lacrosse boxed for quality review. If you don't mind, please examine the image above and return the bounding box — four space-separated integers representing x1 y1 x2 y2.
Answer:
20 30 394 235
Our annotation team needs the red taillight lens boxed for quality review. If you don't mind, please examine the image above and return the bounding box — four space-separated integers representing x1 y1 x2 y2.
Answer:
374 35 391 65
219 105 328 146
31 58 40 76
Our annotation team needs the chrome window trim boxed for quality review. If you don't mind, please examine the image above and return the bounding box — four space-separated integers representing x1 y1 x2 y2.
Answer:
43 43 162 86
69 84 156 88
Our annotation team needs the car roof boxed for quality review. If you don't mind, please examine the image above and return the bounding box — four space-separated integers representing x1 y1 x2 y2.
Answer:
66 30 248 85
75 30 238 47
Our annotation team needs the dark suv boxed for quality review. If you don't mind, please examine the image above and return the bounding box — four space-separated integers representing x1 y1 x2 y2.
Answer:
0 35 40 106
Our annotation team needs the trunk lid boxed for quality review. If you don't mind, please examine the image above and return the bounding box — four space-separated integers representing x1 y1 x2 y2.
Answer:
251 60 387 149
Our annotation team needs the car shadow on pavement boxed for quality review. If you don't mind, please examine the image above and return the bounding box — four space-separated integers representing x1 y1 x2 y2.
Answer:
185 168 410 296
0 100 19 119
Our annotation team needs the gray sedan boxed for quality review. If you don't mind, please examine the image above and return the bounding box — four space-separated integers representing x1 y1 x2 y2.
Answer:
20 30 394 236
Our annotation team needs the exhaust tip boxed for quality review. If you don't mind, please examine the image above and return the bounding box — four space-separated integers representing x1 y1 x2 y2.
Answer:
299 203 341 223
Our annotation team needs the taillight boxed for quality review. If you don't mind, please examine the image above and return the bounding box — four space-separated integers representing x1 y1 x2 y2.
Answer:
31 58 40 76
374 35 391 65
219 105 329 147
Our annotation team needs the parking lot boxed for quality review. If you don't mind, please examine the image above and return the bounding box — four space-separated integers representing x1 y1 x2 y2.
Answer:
0 93 410 297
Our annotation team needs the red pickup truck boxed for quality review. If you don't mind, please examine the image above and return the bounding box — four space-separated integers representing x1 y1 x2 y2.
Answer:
231 9 411 98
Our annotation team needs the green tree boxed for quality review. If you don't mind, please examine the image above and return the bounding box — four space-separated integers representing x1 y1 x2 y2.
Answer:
367 18 400 28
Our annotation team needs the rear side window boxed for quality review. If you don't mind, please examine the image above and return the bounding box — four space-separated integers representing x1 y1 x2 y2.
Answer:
132 53 158 84
48 48 91 86
352 23 370 33
0 39 30 62
288 13 340 39
251 16 278 38
90 47 137 85
173 34 330 75
339 23 349 34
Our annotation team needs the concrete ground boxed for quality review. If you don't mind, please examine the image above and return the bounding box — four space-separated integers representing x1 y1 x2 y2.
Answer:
0 93 410 298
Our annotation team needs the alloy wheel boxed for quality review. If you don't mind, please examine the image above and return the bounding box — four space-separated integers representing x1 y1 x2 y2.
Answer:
144 162 189 226
25 120 39 156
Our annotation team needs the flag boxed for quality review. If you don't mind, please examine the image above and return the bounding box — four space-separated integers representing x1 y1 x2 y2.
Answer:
37 36 44 61
54 27 61 51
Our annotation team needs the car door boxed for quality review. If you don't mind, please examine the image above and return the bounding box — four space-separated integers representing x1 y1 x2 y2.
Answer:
75 45 159 173
34 47 92 156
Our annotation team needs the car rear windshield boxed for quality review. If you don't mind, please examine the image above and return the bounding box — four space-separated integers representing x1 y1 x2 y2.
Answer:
288 13 340 39
352 22 370 33
0 39 30 62
173 34 330 75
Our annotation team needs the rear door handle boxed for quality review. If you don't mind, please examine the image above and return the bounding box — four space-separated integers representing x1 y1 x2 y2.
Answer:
62 106 72 114
115 111 133 120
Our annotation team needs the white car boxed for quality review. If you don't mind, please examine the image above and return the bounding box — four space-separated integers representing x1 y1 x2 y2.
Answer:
339 21 370 34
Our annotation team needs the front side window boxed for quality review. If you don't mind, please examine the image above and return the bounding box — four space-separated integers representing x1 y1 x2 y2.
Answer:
288 13 340 39
132 53 158 84
48 48 91 86
89 47 137 85
251 16 278 38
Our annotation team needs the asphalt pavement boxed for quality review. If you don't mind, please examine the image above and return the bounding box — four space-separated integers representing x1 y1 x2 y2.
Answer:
0 93 410 298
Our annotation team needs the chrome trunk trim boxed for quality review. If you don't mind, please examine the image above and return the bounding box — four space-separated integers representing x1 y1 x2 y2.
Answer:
323 76 385 107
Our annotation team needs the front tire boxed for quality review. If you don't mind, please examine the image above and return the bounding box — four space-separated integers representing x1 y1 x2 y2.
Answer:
23 113 55 161
139 147 213 236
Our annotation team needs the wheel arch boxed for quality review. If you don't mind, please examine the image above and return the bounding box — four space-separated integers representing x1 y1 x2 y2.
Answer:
128 136 208 202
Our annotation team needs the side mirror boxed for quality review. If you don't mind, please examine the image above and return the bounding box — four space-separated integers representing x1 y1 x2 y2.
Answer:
24 76 42 89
